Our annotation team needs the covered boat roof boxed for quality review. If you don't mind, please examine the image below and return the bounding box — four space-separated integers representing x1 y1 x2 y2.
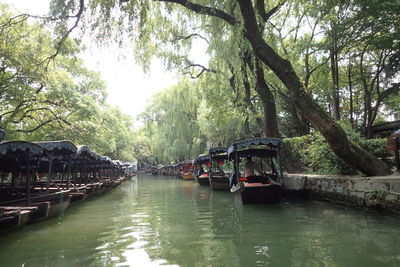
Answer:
209 146 228 155
76 145 100 160
175 160 193 166
0 140 43 156
100 156 112 162
35 140 77 155
228 137 282 156
194 155 210 164
228 148 278 159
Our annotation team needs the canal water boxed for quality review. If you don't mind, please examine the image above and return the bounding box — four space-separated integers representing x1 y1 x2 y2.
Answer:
1 175 400 267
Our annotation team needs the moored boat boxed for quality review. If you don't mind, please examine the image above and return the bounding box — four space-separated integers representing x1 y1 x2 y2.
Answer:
176 160 194 180
193 155 210 186
228 137 283 204
209 147 230 191
0 138 134 231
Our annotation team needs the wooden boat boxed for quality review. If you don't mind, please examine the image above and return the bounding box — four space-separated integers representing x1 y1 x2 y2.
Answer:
0 138 132 231
228 137 283 204
0 206 36 230
176 160 194 180
209 147 230 191
0 190 71 224
193 155 210 186
182 172 194 180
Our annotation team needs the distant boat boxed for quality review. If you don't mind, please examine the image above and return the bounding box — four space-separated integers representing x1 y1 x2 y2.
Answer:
208 147 230 191
193 155 210 186
176 160 194 180
228 137 283 204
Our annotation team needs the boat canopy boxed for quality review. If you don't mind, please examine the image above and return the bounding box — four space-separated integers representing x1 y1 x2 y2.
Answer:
176 160 193 166
194 155 210 164
0 140 43 156
209 146 228 155
35 140 78 155
229 148 278 159
76 145 99 160
0 141 43 172
228 137 282 156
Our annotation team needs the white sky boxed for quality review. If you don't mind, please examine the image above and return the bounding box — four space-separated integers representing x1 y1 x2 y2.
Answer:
4 0 178 121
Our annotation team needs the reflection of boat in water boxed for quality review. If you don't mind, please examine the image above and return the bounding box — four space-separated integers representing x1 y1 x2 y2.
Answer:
193 155 210 186
228 137 283 204
208 147 230 191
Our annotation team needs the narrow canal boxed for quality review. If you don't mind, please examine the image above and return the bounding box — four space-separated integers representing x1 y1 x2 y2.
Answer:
1 175 400 267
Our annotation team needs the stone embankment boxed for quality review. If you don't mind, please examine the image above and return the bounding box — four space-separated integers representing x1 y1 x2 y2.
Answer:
283 174 400 214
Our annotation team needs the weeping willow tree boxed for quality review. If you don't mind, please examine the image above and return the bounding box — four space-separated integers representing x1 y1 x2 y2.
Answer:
0 3 136 162
139 79 207 163
45 0 398 175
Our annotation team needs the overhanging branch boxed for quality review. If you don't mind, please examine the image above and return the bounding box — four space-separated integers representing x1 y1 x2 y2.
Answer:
156 0 238 26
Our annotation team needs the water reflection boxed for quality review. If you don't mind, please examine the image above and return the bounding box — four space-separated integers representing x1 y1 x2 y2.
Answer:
0 175 399 267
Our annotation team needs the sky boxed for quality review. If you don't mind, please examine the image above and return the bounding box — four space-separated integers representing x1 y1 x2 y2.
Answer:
4 0 179 121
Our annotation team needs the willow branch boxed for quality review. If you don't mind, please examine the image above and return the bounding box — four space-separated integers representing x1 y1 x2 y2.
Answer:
42 0 85 68
171 33 210 44
256 0 286 22
156 0 238 26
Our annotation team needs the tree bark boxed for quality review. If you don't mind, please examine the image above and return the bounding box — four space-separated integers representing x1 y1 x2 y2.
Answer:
347 57 354 127
254 60 280 138
329 22 340 120
237 0 391 176
242 63 264 133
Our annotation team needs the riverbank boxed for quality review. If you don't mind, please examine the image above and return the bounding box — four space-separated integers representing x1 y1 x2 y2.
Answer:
283 174 400 214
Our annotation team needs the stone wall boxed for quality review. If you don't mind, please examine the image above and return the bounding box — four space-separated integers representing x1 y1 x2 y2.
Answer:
282 174 400 214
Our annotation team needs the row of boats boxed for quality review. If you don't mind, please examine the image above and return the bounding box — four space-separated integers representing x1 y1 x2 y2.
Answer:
0 139 136 232
155 137 283 204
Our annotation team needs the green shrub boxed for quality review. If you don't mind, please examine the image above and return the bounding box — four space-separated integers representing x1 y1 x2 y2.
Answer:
283 123 391 175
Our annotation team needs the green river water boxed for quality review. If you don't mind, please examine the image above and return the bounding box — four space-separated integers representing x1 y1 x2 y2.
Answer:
0 174 400 267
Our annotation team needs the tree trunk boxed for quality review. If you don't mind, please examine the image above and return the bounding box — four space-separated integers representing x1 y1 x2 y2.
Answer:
237 0 391 176
286 101 310 136
329 49 341 120
254 60 280 138
347 58 354 127
329 22 340 120
242 64 264 133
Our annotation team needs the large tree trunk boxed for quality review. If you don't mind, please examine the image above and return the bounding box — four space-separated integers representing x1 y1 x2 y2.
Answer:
254 60 280 138
286 101 310 136
237 0 391 176
242 64 264 134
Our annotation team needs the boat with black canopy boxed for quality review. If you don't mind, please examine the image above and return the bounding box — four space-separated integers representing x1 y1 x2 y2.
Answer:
0 140 43 229
32 140 77 221
228 137 283 204
193 155 210 186
209 146 230 191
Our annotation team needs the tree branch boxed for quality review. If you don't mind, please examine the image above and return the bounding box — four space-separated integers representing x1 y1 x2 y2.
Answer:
183 59 216 79
42 0 85 68
156 0 238 26
171 33 210 44
256 0 286 22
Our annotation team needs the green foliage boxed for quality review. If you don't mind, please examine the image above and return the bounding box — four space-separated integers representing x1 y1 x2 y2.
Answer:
284 124 392 175
365 190 387 203
0 3 135 162
137 79 207 163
